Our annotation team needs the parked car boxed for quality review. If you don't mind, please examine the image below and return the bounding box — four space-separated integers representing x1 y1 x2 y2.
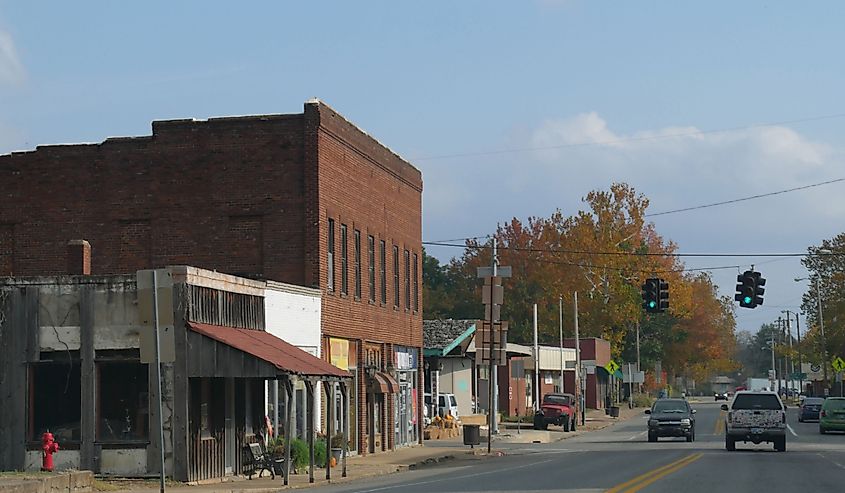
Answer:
819 397 845 434
534 392 577 432
646 398 696 442
715 392 729 401
424 392 459 419
799 397 825 422
722 391 786 452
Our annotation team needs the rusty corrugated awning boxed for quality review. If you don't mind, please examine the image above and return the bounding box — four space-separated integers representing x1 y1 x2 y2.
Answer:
369 371 400 394
188 322 349 378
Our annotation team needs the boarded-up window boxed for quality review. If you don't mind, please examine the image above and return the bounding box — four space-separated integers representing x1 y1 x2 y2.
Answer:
119 220 151 272
229 216 263 277
0 223 13 275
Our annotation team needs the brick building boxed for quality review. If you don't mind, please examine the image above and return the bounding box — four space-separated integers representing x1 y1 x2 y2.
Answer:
0 99 423 455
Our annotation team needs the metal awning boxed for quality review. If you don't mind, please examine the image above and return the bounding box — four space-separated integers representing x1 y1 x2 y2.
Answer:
188 322 349 378
369 371 400 394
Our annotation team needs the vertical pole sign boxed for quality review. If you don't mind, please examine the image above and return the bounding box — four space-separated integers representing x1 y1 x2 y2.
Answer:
138 269 175 493
477 242 511 454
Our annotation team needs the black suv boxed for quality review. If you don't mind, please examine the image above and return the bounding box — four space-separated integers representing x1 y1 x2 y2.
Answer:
646 398 696 442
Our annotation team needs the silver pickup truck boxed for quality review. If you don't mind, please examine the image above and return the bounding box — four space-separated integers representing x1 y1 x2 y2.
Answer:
722 391 786 452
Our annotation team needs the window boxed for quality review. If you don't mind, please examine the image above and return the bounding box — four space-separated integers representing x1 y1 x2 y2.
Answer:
368 235 376 302
379 240 387 304
98 361 149 442
341 224 348 295
404 249 410 310
354 229 361 299
327 219 335 291
30 359 81 443
412 253 419 312
393 245 400 308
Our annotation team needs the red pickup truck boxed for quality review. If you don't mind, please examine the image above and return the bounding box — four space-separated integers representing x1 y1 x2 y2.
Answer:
533 392 578 432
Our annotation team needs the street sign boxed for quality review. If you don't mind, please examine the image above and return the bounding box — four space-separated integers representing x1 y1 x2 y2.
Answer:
833 356 845 373
811 364 822 373
477 266 512 278
138 269 176 364
605 360 620 375
790 372 808 380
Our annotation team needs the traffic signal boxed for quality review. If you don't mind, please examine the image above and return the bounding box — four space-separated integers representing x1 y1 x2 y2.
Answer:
658 280 669 311
735 270 765 308
642 278 667 313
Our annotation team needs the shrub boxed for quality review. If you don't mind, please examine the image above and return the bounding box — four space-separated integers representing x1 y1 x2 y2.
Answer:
289 438 309 470
314 440 327 467
632 393 654 408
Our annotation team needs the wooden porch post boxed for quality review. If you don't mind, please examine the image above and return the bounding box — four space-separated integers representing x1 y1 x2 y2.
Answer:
340 381 348 478
283 377 292 486
305 380 315 483
325 380 334 481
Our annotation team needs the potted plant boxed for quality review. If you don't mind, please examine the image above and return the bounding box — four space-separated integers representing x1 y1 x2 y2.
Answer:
329 433 345 465
266 437 285 475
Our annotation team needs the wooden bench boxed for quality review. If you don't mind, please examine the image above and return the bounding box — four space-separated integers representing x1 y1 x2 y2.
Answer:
241 442 278 480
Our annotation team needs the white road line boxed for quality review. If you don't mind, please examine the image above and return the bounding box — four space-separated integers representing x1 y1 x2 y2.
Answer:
787 424 799 437
348 457 556 493
628 431 647 441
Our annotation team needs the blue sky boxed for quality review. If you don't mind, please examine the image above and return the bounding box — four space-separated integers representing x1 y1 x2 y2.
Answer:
2 1 844 334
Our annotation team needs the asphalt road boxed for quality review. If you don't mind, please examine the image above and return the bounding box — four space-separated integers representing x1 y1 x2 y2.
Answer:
309 401 845 492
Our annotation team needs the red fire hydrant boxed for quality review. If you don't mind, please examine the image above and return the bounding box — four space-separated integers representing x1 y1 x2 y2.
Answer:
41 431 59 472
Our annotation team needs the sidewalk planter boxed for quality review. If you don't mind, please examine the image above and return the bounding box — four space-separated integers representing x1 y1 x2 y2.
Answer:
610 406 620 418
331 448 343 466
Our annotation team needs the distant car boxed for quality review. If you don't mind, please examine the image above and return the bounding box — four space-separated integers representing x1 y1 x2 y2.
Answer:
819 397 845 434
799 397 825 422
646 398 696 442
424 392 459 419
534 392 577 432
723 391 786 452
715 392 729 401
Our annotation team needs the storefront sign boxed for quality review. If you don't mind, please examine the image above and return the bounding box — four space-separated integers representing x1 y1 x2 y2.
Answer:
395 346 419 370
330 338 349 370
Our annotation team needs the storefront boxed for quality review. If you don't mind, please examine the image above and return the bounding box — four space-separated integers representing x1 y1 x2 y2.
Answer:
394 346 419 447
329 337 359 453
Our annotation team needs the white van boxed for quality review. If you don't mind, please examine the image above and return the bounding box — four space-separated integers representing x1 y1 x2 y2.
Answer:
424 392 459 419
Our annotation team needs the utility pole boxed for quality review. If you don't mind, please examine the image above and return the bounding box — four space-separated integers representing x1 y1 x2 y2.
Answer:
476 238 511 452
574 292 584 426
636 320 641 394
785 312 794 396
533 304 540 411
795 312 803 395
770 325 776 392
777 317 786 394
816 277 830 395
559 297 564 393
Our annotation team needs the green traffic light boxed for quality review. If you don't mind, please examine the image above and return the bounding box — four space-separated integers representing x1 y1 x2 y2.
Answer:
648 301 656 308
743 296 752 304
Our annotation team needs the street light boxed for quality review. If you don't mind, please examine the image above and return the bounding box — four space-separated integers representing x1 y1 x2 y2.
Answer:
796 247 832 394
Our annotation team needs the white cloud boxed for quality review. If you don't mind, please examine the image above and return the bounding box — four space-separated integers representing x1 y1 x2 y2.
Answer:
0 29 25 85
420 112 844 330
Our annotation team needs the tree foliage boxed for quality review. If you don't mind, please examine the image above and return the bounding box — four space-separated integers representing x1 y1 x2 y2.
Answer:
423 183 738 384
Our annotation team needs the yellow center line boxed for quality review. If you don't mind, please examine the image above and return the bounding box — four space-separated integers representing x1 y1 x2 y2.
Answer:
622 453 703 492
606 453 702 493
714 411 726 435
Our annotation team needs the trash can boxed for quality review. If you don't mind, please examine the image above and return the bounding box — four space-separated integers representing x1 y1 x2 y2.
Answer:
463 424 481 447
610 406 620 418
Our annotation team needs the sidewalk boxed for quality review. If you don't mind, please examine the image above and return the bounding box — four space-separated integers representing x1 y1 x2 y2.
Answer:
105 440 476 493
104 407 642 492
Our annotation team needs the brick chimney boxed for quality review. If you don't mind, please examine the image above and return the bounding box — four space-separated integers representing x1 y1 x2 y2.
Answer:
67 239 91 275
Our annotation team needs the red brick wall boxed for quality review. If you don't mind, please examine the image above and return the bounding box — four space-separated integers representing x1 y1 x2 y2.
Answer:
309 102 423 453
0 114 309 282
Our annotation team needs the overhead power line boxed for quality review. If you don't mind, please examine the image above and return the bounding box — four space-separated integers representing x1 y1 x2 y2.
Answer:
423 177 845 243
421 240 842 259
646 177 845 217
